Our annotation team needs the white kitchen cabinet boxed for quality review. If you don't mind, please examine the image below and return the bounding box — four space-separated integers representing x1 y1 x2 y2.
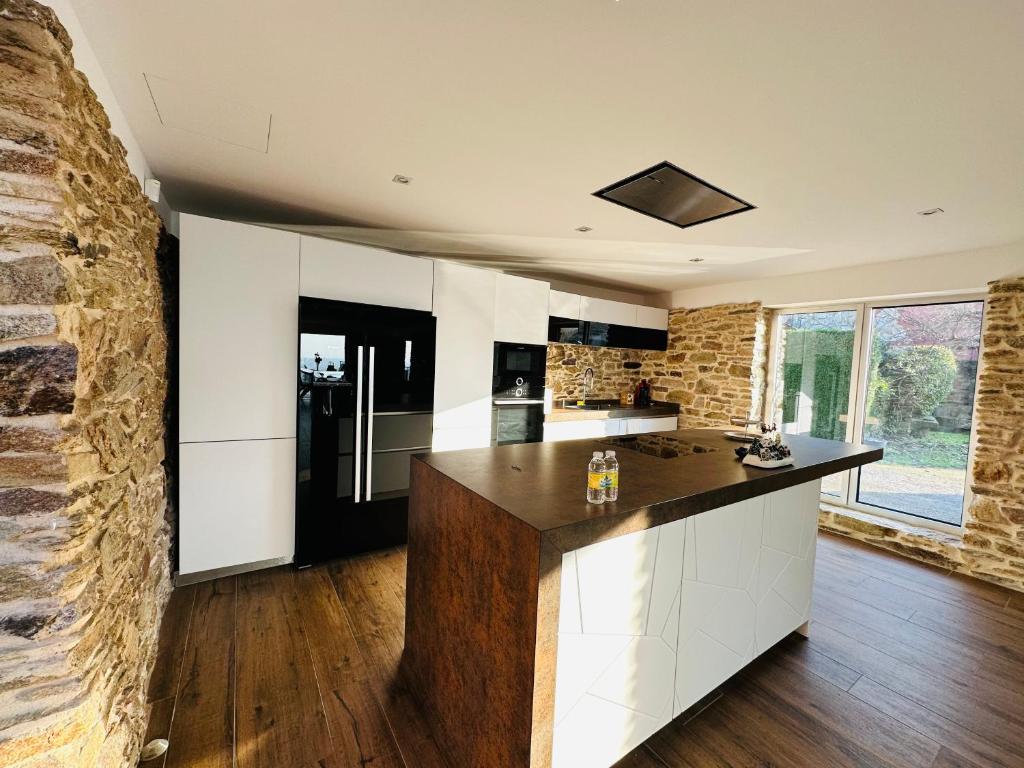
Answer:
553 520 685 768
581 296 636 327
494 273 550 344
674 481 820 715
179 214 299 443
552 480 820 768
432 261 496 451
635 306 669 331
298 235 433 311
545 414 679 442
178 438 296 576
625 416 678 434
549 290 582 320
543 419 624 443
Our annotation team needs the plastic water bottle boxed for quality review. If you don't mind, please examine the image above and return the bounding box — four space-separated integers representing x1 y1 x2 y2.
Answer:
604 450 619 502
587 452 606 504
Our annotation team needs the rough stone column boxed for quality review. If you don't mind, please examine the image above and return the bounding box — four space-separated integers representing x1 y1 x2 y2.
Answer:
963 277 1024 586
658 302 770 427
0 2 170 766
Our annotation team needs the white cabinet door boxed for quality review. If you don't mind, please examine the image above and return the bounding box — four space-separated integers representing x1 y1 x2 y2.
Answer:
625 416 678 434
179 214 299 443
581 296 636 326
549 290 582 320
299 235 433 311
179 438 296 575
432 262 496 451
543 418 623 443
636 306 669 331
494 273 549 344
552 520 686 768
673 480 820 717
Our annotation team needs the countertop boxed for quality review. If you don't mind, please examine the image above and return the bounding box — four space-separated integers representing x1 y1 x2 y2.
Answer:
413 429 882 550
545 399 680 422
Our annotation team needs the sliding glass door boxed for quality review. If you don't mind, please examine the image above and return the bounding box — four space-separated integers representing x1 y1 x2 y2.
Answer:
855 301 984 525
769 297 984 530
770 310 859 498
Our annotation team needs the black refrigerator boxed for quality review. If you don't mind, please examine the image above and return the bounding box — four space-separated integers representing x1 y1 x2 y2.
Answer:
296 297 436 566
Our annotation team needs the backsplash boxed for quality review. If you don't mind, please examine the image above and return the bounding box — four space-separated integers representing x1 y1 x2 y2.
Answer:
546 343 662 402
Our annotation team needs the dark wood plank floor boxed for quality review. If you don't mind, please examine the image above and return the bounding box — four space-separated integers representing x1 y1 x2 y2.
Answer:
143 533 1024 767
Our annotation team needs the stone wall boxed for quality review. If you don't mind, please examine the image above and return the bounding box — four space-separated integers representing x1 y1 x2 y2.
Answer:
0 2 170 766
656 303 771 427
821 277 1024 592
546 302 771 428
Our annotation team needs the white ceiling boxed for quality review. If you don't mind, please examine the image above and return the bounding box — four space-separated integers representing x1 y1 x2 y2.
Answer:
70 0 1024 293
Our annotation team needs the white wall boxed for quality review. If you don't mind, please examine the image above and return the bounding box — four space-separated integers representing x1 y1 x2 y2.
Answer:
47 1 176 230
666 241 1024 309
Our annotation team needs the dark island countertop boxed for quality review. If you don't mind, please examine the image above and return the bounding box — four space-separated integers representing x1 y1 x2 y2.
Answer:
545 399 680 422
413 428 882 551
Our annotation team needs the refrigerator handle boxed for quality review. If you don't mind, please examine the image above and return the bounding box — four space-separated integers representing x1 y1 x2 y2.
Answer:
354 346 364 504
366 346 376 501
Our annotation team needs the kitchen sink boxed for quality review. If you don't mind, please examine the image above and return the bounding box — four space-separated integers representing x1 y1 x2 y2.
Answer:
561 400 618 411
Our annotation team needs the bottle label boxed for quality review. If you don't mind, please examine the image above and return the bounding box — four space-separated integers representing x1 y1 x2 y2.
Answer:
605 470 618 490
588 471 606 490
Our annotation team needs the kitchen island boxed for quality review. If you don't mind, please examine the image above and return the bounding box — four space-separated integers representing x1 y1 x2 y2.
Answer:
403 429 882 768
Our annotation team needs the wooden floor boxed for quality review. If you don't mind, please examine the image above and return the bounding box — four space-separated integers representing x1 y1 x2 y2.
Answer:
144 533 1024 768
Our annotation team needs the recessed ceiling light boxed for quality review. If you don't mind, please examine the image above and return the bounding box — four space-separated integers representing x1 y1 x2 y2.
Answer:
392 174 412 185
689 257 705 263
917 207 944 216
575 225 592 232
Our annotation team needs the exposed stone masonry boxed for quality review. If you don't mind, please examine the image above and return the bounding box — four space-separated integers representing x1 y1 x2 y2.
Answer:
546 302 771 428
0 2 170 766
820 277 1024 592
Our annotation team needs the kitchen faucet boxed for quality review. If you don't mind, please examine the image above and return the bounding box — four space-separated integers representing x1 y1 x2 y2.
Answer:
581 367 595 404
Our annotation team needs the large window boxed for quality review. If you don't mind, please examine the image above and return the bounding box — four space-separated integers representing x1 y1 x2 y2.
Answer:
769 298 984 529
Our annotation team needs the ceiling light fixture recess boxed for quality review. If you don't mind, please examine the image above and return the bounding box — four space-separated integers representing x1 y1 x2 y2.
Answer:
392 174 412 185
917 207 944 216
575 226 592 232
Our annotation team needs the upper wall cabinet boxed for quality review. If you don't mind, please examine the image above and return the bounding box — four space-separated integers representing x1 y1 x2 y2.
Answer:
299 236 433 312
179 214 300 443
494 274 550 345
549 290 583 320
636 306 670 330
548 291 668 351
581 296 637 327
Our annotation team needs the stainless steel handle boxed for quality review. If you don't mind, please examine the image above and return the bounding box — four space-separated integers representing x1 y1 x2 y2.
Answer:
354 346 364 504
493 399 546 405
366 346 376 501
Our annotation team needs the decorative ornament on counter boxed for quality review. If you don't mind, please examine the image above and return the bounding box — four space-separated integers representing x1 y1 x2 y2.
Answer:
734 422 794 469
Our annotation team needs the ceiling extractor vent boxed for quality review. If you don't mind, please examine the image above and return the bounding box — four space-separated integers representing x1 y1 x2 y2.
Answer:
594 161 754 231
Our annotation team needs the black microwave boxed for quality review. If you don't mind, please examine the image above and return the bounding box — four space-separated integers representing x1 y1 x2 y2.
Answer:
492 342 547 398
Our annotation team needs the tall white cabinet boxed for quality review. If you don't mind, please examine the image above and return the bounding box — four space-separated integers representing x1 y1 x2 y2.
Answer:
431 262 497 452
178 214 300 577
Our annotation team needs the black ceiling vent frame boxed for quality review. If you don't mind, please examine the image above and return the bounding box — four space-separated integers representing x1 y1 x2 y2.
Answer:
593 161 755 231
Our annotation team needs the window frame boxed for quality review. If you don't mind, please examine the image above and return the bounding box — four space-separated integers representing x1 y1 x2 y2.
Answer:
766 292 985 534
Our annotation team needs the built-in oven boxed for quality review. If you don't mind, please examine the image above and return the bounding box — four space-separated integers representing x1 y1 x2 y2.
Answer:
491 399 545 446
492 342 547 445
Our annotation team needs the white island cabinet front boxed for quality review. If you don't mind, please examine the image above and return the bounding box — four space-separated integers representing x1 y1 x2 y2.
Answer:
552 480 820 768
